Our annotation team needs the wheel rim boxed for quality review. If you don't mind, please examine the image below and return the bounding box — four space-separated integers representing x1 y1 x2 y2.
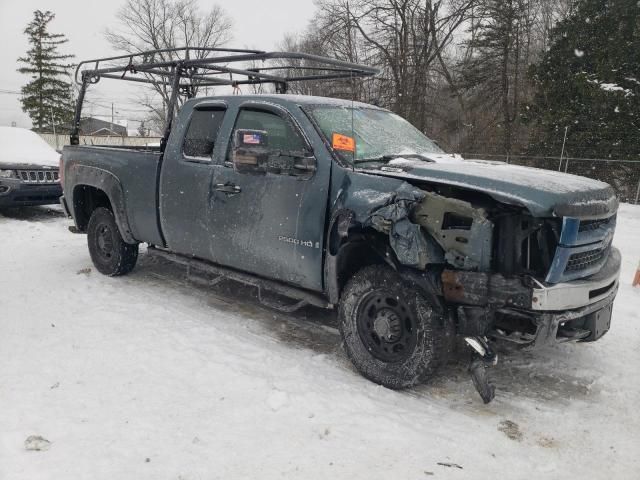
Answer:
95 222 114 260
356 290 418 363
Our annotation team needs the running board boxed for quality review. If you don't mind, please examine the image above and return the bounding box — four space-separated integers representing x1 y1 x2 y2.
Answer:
146 246 332 312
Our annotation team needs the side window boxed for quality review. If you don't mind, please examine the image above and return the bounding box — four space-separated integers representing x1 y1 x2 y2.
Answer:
231 109 306 155
183 108 226 160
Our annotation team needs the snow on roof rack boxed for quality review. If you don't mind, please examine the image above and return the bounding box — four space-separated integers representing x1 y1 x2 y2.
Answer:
71 46 379 146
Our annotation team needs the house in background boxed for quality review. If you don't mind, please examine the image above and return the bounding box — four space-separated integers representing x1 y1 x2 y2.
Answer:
79 117 128 136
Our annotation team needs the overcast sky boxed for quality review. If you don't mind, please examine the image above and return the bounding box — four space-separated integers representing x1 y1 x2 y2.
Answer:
0 0 317 130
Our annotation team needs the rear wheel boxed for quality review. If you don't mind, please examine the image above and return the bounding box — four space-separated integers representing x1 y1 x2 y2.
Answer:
87 207 138 276
338 265 441 389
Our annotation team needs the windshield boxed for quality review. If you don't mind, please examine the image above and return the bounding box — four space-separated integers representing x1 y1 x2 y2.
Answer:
308 106 444 164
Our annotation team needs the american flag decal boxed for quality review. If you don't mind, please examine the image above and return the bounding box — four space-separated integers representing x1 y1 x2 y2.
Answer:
243 133 262 144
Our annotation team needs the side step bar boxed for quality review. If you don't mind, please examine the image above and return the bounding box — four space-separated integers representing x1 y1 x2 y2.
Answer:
146 246 332 312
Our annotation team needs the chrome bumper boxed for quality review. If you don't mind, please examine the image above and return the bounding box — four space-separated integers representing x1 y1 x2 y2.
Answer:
531 247 621 311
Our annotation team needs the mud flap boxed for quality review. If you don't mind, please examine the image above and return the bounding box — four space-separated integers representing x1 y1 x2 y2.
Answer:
465 336 497 404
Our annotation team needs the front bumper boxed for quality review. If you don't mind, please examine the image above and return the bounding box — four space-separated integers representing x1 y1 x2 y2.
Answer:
0 178 62 207
531 247 620 310
443 246 621 347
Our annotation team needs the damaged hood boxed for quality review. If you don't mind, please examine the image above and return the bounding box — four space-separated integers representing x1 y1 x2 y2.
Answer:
357 157 618 218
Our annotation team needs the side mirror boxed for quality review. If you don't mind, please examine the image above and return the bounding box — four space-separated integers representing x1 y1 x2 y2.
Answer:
230 128 317 178
231 129 269 174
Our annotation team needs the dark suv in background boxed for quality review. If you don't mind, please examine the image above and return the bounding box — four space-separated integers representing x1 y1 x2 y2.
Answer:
0 126 62 208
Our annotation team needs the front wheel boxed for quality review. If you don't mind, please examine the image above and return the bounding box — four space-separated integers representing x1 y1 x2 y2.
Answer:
87 207 138 276
338 265 442 389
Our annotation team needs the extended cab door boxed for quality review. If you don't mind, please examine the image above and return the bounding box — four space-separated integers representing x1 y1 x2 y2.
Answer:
159 102 227 259
208 102 330 291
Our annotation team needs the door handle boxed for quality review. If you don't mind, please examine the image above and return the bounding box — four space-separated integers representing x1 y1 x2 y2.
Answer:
214 183 241 194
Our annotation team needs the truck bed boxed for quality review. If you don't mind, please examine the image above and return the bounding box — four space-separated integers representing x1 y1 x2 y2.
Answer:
62 145 164 245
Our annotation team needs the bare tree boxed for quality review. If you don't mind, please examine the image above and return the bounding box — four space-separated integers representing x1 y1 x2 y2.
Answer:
288 0 476 133
105 0 232 130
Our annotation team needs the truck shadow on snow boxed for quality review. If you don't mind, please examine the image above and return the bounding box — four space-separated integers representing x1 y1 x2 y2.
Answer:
132 250 601 407
0 205 64 222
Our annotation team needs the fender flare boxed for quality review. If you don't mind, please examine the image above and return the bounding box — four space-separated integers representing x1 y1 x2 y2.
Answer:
70 165 136 244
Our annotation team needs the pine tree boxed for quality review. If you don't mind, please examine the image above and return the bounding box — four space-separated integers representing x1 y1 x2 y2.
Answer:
457 0 536 155
528 0 640 160
17 10 75 133
137 121 147 137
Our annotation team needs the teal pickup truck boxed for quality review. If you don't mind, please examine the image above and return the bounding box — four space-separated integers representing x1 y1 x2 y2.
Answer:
60 48 621 403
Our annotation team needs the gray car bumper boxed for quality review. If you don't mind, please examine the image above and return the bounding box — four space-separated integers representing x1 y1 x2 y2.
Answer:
0 179 62 207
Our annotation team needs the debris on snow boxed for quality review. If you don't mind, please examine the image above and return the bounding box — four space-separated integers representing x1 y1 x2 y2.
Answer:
24 435 51 451
498 420 524 441
437 462 463 469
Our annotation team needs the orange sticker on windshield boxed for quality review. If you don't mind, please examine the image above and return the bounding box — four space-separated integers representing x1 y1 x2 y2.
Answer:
332 133 355 152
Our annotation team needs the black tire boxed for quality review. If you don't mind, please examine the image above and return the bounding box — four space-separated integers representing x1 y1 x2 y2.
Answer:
87 207 138 276
338 264 441 389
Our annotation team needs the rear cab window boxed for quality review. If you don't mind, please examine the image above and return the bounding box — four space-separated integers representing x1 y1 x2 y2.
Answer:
183 108 226 161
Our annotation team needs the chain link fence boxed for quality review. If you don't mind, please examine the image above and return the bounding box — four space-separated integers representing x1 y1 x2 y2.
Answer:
461 153 640 204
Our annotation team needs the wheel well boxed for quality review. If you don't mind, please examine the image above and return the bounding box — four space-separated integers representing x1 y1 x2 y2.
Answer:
334 234 388 299
73 185 112 231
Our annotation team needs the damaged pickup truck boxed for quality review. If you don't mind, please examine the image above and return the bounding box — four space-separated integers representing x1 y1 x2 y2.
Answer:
60 48 620 402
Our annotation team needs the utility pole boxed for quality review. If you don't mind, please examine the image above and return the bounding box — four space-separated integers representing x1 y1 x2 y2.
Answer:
111 103 115 136
558 126 568 171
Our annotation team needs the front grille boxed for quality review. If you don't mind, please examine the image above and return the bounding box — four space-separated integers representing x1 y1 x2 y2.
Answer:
17 169 59 184
579 216 614 232
565 247 608 272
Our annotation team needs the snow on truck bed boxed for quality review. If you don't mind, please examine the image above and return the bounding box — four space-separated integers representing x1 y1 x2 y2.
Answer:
0 204 639 479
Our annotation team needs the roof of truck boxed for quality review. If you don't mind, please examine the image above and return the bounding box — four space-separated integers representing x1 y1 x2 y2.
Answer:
188 94 385 110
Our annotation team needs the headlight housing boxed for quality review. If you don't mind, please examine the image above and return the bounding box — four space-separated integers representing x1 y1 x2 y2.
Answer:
0 169 16 179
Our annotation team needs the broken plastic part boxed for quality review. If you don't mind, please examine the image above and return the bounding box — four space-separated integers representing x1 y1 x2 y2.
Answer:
350 182 445 269
469 358 496 404
465 336 497 403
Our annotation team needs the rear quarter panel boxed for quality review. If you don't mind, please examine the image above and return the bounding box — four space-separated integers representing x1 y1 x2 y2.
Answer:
62 145 163 245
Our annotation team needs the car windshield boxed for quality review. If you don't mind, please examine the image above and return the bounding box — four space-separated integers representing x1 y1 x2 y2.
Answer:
308 105 444 164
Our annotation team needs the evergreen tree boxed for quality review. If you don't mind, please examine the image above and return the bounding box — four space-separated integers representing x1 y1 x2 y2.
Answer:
457 0 537 156
528 0 640 160
17 10 75 133
137 121 148 137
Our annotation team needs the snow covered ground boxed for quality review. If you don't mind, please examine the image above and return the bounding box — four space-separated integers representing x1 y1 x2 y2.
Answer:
1 204 639 479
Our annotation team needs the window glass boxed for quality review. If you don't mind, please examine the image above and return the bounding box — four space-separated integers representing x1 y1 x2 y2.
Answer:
183 108 226 158
309 106 443 164
233 109 306 152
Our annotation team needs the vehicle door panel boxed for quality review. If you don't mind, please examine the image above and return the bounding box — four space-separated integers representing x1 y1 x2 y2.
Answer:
159 104 226 259
209 103 330 291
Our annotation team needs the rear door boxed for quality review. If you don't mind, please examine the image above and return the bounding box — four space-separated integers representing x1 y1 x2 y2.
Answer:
208 102 330 291
159 103 227 259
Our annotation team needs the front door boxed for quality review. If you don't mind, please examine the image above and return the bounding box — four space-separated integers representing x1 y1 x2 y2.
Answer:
208 103 330 291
